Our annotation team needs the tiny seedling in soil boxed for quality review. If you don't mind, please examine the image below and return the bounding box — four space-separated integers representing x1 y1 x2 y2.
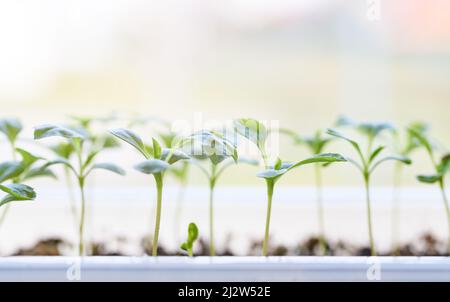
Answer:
34 124 125 256
109 128 189 256
409 128 450 254
327 124 411 256
234 118 346 256
183 129 257 256
180 222 199 257
280 128 334 255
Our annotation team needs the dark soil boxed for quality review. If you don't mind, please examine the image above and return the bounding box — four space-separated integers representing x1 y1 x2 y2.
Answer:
8 232 449 256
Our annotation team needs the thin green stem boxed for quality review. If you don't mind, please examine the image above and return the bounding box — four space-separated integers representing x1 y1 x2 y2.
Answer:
78 177 86 256
262 180 274 257
364 174 376 256
391 163 402 254
188 248 193 257
315 164 326 255
209 180 216 256
152 173 163 256
439 179 450 254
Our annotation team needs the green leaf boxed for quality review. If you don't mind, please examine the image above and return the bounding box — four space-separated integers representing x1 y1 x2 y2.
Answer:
370 155 412 173
256 168 288 180
49 142 74 159
326 129 363 158
437 154 450 175
417 174 441 184
408 127 433 156
109 128 150 159
152 138 162 159
0 161 25 183
0 183 36 204
90 163 126 176
34 124 85 140
161 149 190 165
233 118 268 148
82 150 100 170
0 118 23 143
274 157 283 170
182 131 237 165
44 159 77 176
180 222 199 255
369 146 385 163
357 122 394 138
16 148 43 167
288 153 347 171
134 159 170 174
22 166 57 181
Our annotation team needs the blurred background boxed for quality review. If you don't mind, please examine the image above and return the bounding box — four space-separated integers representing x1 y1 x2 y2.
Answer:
0 0 449 255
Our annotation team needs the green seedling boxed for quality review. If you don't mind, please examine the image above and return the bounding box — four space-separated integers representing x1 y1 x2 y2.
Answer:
126 116 191 242
234 118 346 256
183 130 257 256
47 115 120 228
109 128 189 256
0 118 53 227
327 127 411 256
280 128 333 254
35 124 125 256
180 222 199 257
409 128 450 253
390 121 429 251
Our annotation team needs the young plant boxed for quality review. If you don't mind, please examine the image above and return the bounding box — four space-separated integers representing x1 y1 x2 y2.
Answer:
34 124 125 256
0 161 36 209
0 118 54 227
409 128 450 254
126 116 191 242
180 222 199 257
183 130 257 256
109 128 189 256
47 116 120 227
280 128 333 254
390 122 429 251
234 118 346 256
327 127 411 256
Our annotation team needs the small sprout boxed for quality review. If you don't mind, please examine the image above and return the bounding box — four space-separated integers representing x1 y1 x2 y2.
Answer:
327 127 411 256
35 124 125 256
180 222 199 257
110 128 189 256
410 128 450 253
183 130 256 256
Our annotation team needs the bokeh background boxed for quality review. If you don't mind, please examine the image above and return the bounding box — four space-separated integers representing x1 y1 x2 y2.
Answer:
0 0 449 254
1 0 449 186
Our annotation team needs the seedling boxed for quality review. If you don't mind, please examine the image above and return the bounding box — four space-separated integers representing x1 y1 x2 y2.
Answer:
47 116 120 226
280 128 333 254
34 124 125 256
126 116 191 241
180 222 199 257
109 128 189 256
0 118 54 227
390 122 429 251
183 130 257 256
327 127 411 256
234 118 346 256
409 128 450 253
